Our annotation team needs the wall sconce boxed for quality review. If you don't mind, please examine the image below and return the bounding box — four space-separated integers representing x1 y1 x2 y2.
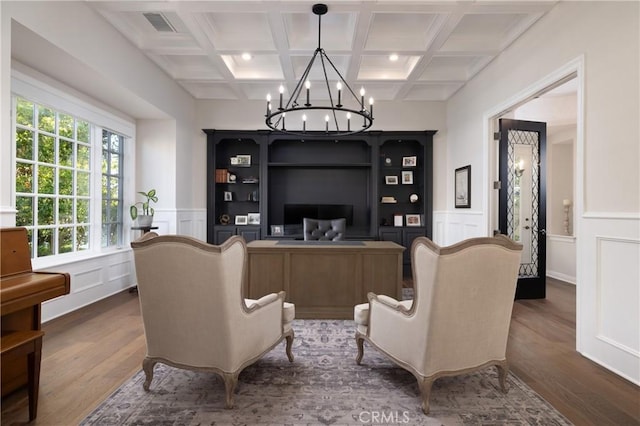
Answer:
514 158 525 177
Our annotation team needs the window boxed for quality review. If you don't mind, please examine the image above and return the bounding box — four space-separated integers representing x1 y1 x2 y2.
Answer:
14 97 127 258
102 130 124 248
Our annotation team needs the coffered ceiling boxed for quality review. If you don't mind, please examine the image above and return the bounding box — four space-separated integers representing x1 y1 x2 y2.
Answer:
91 1 556 102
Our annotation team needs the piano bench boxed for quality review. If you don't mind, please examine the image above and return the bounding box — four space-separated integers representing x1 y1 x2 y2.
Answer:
1 330 44 421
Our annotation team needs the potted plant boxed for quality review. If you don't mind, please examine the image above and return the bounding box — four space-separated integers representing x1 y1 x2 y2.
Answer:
130 189 158 227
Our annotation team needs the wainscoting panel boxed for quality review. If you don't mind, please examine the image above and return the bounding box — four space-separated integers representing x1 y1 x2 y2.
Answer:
579 214 640 385
546 234 576 284
432 210 486 246
41 250 135 323
177 209 207 240
596 236 639 357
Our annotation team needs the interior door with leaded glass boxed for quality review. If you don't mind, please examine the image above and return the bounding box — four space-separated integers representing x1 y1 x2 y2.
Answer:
498 119 547 299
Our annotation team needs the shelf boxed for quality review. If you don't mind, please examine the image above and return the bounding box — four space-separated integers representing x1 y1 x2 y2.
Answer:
268 162 371 168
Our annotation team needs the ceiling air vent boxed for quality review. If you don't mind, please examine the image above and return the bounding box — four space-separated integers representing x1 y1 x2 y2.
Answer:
143 12 176 33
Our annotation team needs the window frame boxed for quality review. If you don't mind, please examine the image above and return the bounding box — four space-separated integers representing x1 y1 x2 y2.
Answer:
11 70 136 269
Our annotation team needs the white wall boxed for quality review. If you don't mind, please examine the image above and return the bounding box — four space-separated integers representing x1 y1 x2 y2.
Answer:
445 2 639 383
1 1 201 321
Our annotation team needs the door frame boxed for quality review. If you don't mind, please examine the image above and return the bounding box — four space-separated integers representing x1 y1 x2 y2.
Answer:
482 56 584 348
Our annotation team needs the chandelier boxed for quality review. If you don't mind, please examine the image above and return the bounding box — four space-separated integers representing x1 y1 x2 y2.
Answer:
265 3 374 137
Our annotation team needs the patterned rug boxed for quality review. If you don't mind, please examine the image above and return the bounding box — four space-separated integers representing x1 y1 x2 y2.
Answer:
82 320 571 425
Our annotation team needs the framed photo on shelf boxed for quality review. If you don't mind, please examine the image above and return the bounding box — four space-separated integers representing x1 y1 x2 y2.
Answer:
401 170 413 184
236 155 251 166
385 175 399 185
455 165 471 208
406 214 421 226
402 156 417 167
271 225 284 236
224 191 233 201
248 213 260 225
235 215 248 225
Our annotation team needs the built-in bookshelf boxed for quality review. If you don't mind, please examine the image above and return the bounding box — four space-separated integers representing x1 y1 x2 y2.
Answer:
204 129 435 264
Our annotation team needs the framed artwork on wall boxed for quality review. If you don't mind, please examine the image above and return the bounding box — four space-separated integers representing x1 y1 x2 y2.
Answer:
455 165 471 208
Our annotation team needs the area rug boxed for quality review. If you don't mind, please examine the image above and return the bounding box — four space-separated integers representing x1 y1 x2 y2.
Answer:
82 320 571 425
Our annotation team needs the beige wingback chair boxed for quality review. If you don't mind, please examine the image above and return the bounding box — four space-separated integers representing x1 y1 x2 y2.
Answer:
354 235 522 414
131 234 295 408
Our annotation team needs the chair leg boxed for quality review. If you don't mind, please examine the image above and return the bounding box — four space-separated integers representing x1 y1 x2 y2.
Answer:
142 357 157 391
222 371 240 409
496 361 509 393
27 337 43 421
285 331 295 362
355 333 365 365
417 376 435 415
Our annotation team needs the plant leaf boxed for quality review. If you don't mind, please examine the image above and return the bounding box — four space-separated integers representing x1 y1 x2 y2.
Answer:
130 205 138 220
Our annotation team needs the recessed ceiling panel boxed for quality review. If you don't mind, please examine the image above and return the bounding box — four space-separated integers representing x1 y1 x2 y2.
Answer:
358 55 421 80
366 13 439 51
284 11 356 51
440 13 528 52
291 54 349 81
221 54 283 79
203 12 275 50
419 56 487 81
403 83 464 101
148 54 224 80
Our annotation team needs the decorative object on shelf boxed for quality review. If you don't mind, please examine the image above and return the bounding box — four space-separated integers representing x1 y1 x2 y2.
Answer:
264 3 373 136
384 157 392 166
406 214 421 226
249 190 259 202
248 213 260 225
235 215 248 225
409 193 419 203
242 176 259 184
381 196 397 204
231 155 251 166
394 214 403 227
227 173 237 183
385 176 398 185
271 225 284 236
224 191 233 201
130 188 158 227
215 169 228 183
455 165 471 208
219 214 231 225
402 156 417 167
402 170 413 184
563 199 571 235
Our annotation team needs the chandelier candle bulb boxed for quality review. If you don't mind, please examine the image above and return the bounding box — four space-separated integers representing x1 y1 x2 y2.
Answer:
279 85 284 110
282 112 286 130
360 87 365 109
303 114 307 132
337 82 342 107
325 115 329 132
266 94 271 116
369 97 374 117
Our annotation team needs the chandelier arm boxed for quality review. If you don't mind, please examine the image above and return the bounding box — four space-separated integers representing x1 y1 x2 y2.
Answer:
322 52 362 108
319 50 340 132
288 49 320 109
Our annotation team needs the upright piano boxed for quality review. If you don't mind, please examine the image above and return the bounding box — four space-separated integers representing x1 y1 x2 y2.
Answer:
1 227 70 418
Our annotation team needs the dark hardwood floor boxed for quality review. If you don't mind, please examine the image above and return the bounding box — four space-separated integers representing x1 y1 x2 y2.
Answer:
2 278 639 425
